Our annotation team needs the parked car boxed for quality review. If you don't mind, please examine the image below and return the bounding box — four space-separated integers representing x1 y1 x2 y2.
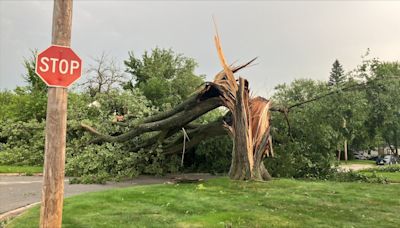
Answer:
376 155 399 165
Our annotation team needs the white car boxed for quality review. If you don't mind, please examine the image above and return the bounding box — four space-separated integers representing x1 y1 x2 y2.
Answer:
376 155 399 165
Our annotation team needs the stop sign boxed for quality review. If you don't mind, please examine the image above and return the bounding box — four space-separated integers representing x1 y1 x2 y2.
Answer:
35 45 82 87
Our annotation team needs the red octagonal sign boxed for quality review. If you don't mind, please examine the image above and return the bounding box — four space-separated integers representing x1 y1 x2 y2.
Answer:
35 45 82 88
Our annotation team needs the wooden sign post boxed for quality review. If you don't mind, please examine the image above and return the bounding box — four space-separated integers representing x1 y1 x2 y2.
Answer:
37 0 78 227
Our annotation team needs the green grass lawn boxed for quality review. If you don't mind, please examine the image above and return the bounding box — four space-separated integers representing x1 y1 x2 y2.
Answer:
339 159 375 165
0 165 43 174
7 178 400 228
359 165 400 183
359 171 400 183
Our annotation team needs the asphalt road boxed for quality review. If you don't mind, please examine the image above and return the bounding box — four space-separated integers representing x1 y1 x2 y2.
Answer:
0 174 212 215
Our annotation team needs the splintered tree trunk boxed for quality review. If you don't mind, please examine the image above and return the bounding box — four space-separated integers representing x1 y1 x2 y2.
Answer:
82 75 273 181
82 31 274 181
229 78 253 180
228 78 272 181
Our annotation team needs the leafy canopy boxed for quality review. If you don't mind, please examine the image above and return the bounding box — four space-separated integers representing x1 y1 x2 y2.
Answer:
124 48 204 108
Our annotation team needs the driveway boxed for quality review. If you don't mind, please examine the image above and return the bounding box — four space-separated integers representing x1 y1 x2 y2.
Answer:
338 164 375 172
0 173 213 219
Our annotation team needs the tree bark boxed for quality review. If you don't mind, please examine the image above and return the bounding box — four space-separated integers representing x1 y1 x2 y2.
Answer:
229 78 253 180
226 78 272 181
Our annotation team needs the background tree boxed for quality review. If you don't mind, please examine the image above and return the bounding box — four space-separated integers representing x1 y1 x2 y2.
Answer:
81 52 126 97
328 59 345 86
0 51 48 165
22 50 47 93
328 59 351 159
124 48 204 109
0 51 47 122
359 60 400 155
268 79 337 177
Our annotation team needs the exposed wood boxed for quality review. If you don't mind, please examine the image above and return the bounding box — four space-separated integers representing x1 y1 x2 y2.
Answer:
180 128 190 166
40 1 73 227
269 135 274 157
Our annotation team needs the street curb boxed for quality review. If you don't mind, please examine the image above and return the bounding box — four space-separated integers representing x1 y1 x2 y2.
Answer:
0 173 216 223
0 173 43 176
0 202 40 222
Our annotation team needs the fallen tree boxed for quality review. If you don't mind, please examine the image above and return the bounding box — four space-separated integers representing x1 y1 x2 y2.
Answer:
82 34 274 181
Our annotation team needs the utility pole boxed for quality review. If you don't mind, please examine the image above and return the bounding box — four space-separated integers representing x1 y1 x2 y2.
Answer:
40 0 73 227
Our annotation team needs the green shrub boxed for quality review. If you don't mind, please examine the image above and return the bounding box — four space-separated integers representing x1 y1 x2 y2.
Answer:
265 138 336 179
69 172 110 184
0 87 47 122
187 136 232 174
0 119 45 165
363 165 400 173
66 143 134 178
324 170 388 184
64 89 183 183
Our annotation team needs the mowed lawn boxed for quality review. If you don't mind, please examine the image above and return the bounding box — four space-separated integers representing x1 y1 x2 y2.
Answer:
339 159 375 165
0 165 42 174
359 165 400 183
7 178 400 228
360 171 400 182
